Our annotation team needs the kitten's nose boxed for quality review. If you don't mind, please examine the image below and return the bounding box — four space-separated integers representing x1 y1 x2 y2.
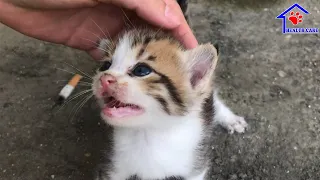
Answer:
100 74 117 89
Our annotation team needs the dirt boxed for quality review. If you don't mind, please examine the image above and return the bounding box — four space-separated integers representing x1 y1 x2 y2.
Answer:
0 0 320 180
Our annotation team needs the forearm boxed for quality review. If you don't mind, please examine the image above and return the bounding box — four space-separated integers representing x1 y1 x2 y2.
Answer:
0 0 97 9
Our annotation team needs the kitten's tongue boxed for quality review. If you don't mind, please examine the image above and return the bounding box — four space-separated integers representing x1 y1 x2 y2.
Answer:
102 106 143 118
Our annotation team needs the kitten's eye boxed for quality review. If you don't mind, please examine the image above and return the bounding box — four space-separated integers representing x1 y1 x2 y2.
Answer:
132 64 152 77
99 61 112 71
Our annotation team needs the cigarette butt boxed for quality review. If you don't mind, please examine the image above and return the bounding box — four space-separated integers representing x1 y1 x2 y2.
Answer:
58 74 83 102
68 74 82 87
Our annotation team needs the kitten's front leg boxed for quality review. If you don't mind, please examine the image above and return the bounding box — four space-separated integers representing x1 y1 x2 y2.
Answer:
213 93 248 134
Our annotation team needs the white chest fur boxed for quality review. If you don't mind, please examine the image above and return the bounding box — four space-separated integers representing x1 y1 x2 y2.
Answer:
111 116 203 179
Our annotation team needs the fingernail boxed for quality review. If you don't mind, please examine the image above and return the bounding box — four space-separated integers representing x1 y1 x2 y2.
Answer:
164 2 181 26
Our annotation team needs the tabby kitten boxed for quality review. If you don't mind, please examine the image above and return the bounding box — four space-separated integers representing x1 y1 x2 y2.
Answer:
92 1 248 180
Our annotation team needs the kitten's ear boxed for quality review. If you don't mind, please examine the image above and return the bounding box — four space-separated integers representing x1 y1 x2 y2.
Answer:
184 43 218 89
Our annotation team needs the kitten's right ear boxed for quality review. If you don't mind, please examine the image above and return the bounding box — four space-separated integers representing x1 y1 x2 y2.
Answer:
184 43 218 91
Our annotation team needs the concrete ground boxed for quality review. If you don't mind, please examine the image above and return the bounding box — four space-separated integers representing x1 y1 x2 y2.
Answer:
0 0 319 179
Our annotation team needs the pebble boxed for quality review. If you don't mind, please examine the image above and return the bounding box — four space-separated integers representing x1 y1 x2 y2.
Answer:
51 175 55 179
285 35 292 40
239 173 248 178
84 153 91 157
277 70 286 77
305 47 312 52
229 174 238 180
230 155 237 162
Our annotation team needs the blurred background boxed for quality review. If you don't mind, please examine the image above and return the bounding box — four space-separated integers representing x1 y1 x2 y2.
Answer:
0 0 319 179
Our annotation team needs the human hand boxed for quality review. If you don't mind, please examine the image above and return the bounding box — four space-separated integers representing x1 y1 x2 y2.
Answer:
0 0 198 60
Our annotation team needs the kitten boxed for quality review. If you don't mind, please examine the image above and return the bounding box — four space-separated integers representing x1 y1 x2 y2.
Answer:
91 1 248 180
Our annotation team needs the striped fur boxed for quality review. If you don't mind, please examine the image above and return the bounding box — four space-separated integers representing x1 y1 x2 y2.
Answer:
92 27 219 180
92 1 248 180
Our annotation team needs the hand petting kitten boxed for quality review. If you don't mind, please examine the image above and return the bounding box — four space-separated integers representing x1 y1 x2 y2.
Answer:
0 0 198 60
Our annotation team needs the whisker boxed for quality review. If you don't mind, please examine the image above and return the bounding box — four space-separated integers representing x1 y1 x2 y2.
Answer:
54 89 93 114
80 37 100 46
74 83 92 87
68 94 90 120
50 66 76 76
123 18 132 30
82 29 102 41
56 84 91 88
70 94 93 121
46 66 93 81
80 37 111 52
96 47 109 53
55 80 92 84
90 18 115 46
62 62 93 80
121 8 136 30
77 82 93 86
154 26 164 37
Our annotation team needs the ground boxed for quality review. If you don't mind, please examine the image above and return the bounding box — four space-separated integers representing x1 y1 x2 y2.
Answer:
0 0 319 180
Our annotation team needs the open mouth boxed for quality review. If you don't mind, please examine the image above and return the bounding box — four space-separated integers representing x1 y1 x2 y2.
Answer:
102 96 144 118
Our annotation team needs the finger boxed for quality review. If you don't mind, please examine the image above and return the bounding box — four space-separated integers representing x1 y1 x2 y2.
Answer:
99 0 181 29
172 24 198 49
171 17 198 49
99 0 198 49
162 0 198 49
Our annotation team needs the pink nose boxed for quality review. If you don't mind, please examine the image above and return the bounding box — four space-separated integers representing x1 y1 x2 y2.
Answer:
100 74 117 89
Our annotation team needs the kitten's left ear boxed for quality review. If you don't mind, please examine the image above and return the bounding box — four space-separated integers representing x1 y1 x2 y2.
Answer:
184 43 218 90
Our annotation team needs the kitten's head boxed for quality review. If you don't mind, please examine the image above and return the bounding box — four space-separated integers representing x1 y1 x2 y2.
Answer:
92 29 218 128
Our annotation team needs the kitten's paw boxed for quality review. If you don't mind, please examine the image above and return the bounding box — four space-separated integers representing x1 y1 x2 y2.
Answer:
225 116 248 134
